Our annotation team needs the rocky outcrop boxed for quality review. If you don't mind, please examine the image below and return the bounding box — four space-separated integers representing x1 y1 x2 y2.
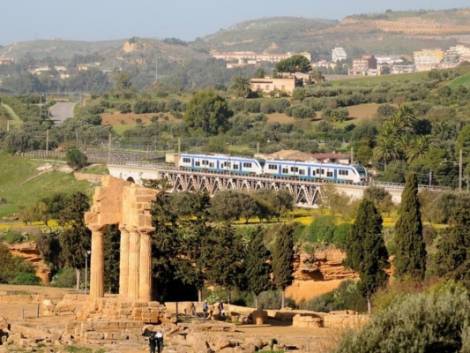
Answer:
7 242 51 284
292 247 357 282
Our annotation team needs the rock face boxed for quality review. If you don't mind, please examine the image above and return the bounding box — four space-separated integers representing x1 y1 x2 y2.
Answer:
7 242 51 284
286 247 358 302
292 247 357 282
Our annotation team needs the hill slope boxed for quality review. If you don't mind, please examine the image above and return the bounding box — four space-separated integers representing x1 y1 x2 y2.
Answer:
202 8 470 57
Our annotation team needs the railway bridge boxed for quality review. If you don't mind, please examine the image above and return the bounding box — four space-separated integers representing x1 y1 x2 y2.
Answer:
107 164 407 208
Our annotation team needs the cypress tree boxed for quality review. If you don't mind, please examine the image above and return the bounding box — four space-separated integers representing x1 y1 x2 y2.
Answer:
394 173 426 280
346 199 389 313
435 196 470 288
104 225 121 294
245 227 272 308
272 224 294 309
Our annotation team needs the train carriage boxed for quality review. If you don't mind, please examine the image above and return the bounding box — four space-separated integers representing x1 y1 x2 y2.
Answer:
178 153 263 175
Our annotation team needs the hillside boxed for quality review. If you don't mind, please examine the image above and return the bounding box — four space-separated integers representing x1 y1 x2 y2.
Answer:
0 153 91 218
202 8 470 57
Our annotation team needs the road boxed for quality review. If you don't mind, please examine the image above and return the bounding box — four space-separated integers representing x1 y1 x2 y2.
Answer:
48 102 76 124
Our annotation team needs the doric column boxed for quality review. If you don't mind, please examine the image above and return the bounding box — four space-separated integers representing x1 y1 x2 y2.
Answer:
119 227 130 299
128 229 141 301
89 227 104 299
139 231 152 302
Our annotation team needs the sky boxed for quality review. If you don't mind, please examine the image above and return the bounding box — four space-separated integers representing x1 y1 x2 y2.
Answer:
1 0 470 45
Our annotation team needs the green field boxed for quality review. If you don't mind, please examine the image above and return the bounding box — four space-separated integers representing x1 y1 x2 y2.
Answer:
448 72 470 89
329 71 429 87
0 153 91 218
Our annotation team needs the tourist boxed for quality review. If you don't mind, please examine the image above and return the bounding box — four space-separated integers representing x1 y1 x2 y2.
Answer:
191 302 196 316
148 331 157 353
202 301 209 319
156 330 164 353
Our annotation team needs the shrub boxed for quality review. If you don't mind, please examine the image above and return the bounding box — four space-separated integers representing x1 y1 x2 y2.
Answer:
336 282 469 353
287 104 316 119
11 272 40 285
0 243 38 284
66 147 88 170
52 267 77 288
1 230 25 244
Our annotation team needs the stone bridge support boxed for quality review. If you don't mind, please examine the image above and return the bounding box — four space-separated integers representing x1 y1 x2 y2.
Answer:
85 176 158 302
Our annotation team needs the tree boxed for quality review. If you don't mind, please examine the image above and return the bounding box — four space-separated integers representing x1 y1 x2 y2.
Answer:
394 173 426 280
345 199 389 313
230 76 251 98
203 225 246 302
434 196 470 288
272 224 295 308
363 186 393 214
66 147 88 170
245 228 272 308
276 55 311 73
58 192 91 289
104 225 121 294
184 91 233 135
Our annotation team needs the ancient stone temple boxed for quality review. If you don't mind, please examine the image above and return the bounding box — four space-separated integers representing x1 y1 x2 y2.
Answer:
84 176 158 302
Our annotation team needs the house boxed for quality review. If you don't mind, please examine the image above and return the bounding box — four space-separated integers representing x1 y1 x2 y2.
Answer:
331 47 348 63
391 64 416 74
413 49 444 72
349 55 377 76
212 50 311 69
250 76 300 95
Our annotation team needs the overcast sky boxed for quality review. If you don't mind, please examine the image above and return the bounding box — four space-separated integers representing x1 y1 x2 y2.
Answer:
1 0 469 44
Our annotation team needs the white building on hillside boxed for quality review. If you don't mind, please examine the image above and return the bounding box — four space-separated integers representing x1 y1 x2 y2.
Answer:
332 47 347 62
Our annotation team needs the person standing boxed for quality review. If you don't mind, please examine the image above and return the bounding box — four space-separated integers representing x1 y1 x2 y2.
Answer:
156 330 164 353
148 331 157 353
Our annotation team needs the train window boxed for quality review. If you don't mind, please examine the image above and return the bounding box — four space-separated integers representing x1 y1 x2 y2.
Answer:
282 168 289 174
195 161 200 166
223 161 230 167
316 169 320 174
243 162 252 168
209 163 214 168
299 170 305 175
290 167 298 172
182 157 191 163
202 160 209 165
339 170 349 176
268 164 277 170
327 171 333 177
311 170 316 176
233 164 239 170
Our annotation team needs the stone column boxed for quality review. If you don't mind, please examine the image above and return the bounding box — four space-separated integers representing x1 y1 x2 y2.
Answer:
139 231 152 302
89 227 104 299
128 229 141 301
119 227 130 299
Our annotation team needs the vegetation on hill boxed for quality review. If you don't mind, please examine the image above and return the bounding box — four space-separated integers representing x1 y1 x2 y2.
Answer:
0 153 91 218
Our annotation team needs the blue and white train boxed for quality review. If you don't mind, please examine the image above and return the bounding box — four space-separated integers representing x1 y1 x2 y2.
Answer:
177 153 368 184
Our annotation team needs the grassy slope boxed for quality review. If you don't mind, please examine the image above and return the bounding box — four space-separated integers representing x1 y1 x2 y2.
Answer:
0 153 91 218
448 72 470 89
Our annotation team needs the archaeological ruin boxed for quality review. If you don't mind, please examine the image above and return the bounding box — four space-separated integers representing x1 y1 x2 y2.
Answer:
84 176 158 302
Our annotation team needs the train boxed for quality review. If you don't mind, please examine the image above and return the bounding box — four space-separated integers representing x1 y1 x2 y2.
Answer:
176 153 368 184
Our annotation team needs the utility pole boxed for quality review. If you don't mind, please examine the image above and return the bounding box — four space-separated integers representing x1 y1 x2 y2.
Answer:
177 137 181 154
428 171 432 188
46 130 49 156
459 148 463 192
350 146 354 165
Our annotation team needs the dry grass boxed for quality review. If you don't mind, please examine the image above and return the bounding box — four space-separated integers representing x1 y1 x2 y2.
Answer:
347 103 381 120
266 113 296 125
101 112 177 126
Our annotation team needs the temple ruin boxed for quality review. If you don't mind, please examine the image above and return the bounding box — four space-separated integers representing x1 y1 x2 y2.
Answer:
84 176 159 302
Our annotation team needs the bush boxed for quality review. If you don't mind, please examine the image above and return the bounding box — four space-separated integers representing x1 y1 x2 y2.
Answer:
0 243 38 284
287 104 316 119
302 216 349 247
298 280 367 313
11 272 40 285
336 282 469 353
52 267 76 288
1 230 26 244
66 147 88 170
